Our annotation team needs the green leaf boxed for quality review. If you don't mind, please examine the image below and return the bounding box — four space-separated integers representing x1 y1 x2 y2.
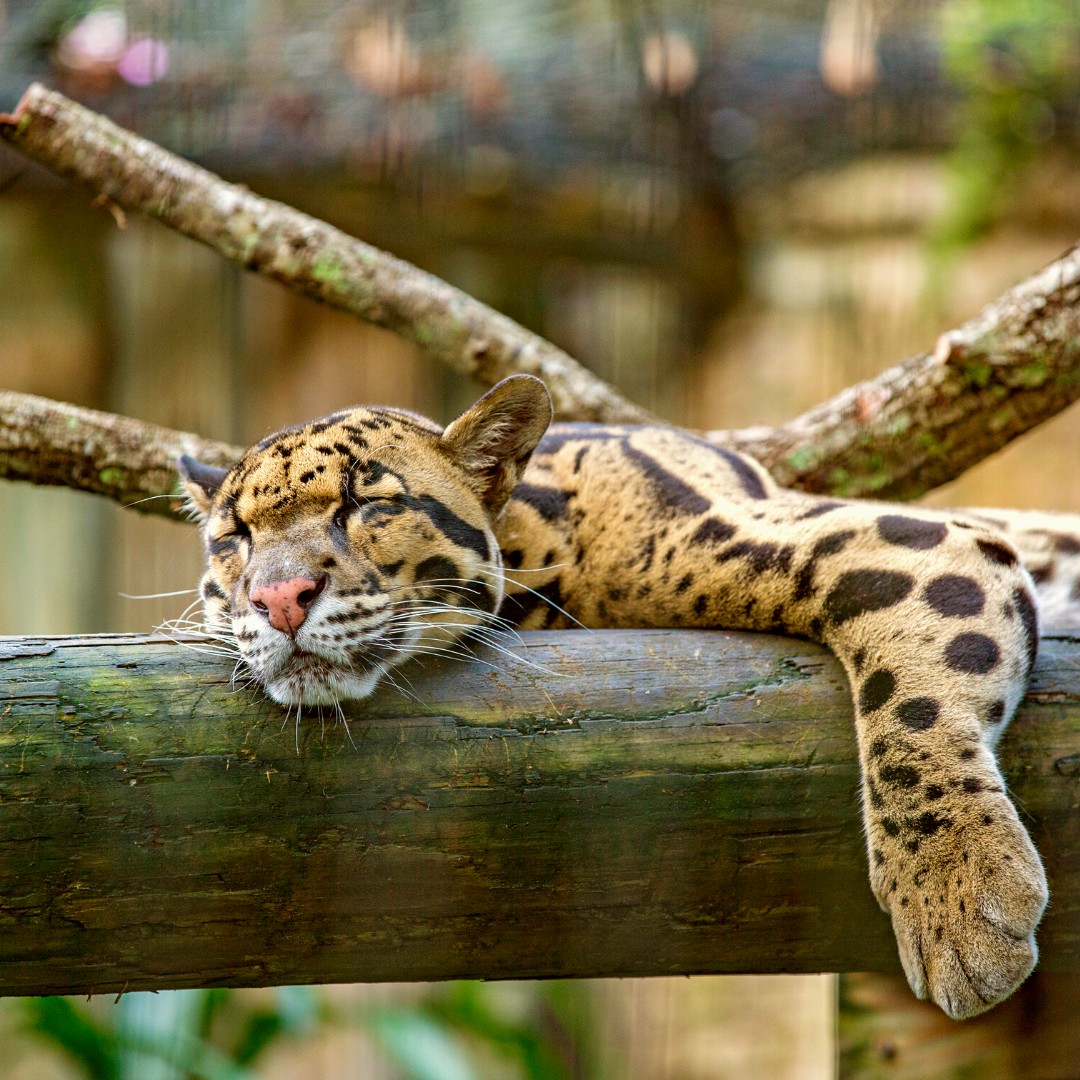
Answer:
22 997 120 1080
367 1007 480 1080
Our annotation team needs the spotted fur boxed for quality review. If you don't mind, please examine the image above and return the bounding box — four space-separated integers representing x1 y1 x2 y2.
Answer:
179 375 1068 1021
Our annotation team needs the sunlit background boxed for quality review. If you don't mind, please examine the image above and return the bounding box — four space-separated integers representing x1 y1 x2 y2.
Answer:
2 1 1079 1077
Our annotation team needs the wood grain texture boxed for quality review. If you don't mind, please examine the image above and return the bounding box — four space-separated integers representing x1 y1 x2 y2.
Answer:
1 629 1077 998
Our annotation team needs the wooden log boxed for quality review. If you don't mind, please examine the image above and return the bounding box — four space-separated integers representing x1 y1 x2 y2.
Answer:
0 628 1077 999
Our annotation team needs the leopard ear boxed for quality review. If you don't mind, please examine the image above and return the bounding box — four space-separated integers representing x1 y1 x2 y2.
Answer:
177 454 229 521
440 375 553 511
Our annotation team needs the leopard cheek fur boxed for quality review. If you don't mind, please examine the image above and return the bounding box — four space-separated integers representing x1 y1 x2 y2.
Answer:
179 374 1070 1020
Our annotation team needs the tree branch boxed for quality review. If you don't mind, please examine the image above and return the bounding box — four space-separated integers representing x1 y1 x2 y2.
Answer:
0 390 240 519
3 82 1080 506
717 248 1080 499
1 627 1077 996
0 83 654 427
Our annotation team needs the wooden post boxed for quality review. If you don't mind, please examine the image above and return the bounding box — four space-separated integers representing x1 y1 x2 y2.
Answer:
1 628 1078 1001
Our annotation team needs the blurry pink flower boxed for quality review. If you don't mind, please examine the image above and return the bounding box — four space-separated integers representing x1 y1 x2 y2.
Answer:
118 37 170 86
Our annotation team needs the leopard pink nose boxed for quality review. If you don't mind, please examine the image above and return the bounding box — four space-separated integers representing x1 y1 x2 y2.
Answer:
250 576 327 637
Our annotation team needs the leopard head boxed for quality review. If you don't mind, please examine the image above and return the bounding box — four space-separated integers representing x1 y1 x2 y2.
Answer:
178 375 552 705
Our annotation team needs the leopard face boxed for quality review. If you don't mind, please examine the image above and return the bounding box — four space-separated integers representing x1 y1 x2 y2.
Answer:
178 376 552 706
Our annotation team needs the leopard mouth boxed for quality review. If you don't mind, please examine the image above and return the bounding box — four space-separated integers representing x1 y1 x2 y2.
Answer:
256 642 391 707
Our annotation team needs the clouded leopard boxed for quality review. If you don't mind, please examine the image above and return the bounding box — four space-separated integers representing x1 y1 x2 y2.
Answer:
179 374 1073 1022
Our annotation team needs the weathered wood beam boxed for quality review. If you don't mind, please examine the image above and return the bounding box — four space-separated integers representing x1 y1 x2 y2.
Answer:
1 628 1077 998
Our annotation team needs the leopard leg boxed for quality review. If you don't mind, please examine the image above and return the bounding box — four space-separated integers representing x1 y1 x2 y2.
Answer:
802 510 1048 1019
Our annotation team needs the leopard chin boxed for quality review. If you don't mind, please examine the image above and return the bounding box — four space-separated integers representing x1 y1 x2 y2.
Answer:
262 658 384 707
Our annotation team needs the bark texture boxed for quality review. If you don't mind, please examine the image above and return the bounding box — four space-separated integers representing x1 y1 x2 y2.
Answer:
0 628 1077 998
0 390 240 517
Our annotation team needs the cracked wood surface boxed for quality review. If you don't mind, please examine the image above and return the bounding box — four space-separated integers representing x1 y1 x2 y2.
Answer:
0 628 1077 997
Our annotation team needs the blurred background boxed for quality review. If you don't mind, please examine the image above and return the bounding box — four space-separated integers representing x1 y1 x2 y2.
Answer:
1 0 1079 1076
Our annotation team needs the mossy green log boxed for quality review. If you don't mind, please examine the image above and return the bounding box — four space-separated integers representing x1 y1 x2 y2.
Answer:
0 629 1078 998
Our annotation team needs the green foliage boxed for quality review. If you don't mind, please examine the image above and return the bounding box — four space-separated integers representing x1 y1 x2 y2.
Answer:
936 0 1079 249
16 986 325 1080
14 980 600 1080
367 981 599 1080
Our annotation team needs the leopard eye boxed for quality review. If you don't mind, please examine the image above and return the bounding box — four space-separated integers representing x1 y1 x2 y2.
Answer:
332 503 354 532
210 514 250 542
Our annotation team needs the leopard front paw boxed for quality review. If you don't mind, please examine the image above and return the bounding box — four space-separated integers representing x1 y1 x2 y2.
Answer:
873 800 1048 1020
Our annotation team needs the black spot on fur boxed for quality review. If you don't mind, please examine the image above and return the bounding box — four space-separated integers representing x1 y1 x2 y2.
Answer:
824 569 915 625
984 700 1006 725
882 818 900 837
925 784 944 801
462 580 497 614
870 737 888 757
793 530 856 601
1030 562 1054 584
694 594 709 616
499 577 566 628
923 575 985 618
852 648 867 675
675 573 694 594
377 559 405 577
716 540 794 576
944 632 1000 674
914 811 951 836
879 763 921 789
415 555 460 586
976 538 1018 566
962 777 983 793
1051 532 1080 554
202 578 226 601
896 697 940 731
208 536 240 558
411 495 489 560
877 515 947 550
691 517 737 545
537 424 620 455
798 501 842 520
637 536 656 572
859 669 897 713
512 484 570 522
816 530 857 558
1013 586 1039 675
505 550 524 569
681 434 771 500
622 443 710 515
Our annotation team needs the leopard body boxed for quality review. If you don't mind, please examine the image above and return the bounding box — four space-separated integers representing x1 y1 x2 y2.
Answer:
179 375 1072 1022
